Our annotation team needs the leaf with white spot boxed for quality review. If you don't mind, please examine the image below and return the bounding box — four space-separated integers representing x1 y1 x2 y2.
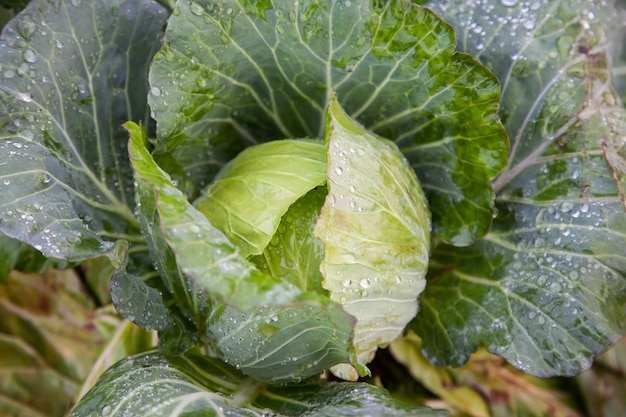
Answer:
314 98 431 380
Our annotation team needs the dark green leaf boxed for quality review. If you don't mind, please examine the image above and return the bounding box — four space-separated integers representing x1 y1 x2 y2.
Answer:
413 0 626 377
195 139 327 258
110 271 174 331
148 0 508 245
205 296 357 383
128 122 208 353
0 0 167 263
70 351 446 417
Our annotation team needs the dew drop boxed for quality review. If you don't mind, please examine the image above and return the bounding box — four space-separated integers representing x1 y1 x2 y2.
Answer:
190 2 204 15
16 92 32 103
23 49 37 63
359 278 370 288
500 0 519 6
334 166 344 176
150 86 161 97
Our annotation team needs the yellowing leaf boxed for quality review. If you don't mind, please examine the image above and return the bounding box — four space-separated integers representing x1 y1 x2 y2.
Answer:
315 98 431 380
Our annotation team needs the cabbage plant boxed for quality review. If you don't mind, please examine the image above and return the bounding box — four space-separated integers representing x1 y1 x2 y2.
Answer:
0 0 625 415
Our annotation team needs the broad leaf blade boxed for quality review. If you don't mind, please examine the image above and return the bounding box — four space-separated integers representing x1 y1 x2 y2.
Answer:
205 297 357 383
70 351 445 417
0 0 167 262
127 122 302 311
414 0 626 376
314 99 431 380
195 139 326 258
149 0 508 245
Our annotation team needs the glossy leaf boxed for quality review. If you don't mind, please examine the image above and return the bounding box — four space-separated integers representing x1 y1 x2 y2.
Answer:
195 139 326 258
413 0 626 377
0 0 167 263
128 122 359 381
314 99 431 380
250 187 327 294
148 0 508 245
127 122 301 311
130 130 206 354
70 351 446 417
205 298 357 383
110 271 174 332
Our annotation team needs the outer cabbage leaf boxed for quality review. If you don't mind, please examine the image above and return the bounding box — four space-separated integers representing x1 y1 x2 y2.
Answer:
70 351 446 417
148 0 508 245
412 0 626 377
204 297 357 383
314 99 431 380
128 122 359 382
0 0 167 263
130 126 213 355
195 139 326 258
